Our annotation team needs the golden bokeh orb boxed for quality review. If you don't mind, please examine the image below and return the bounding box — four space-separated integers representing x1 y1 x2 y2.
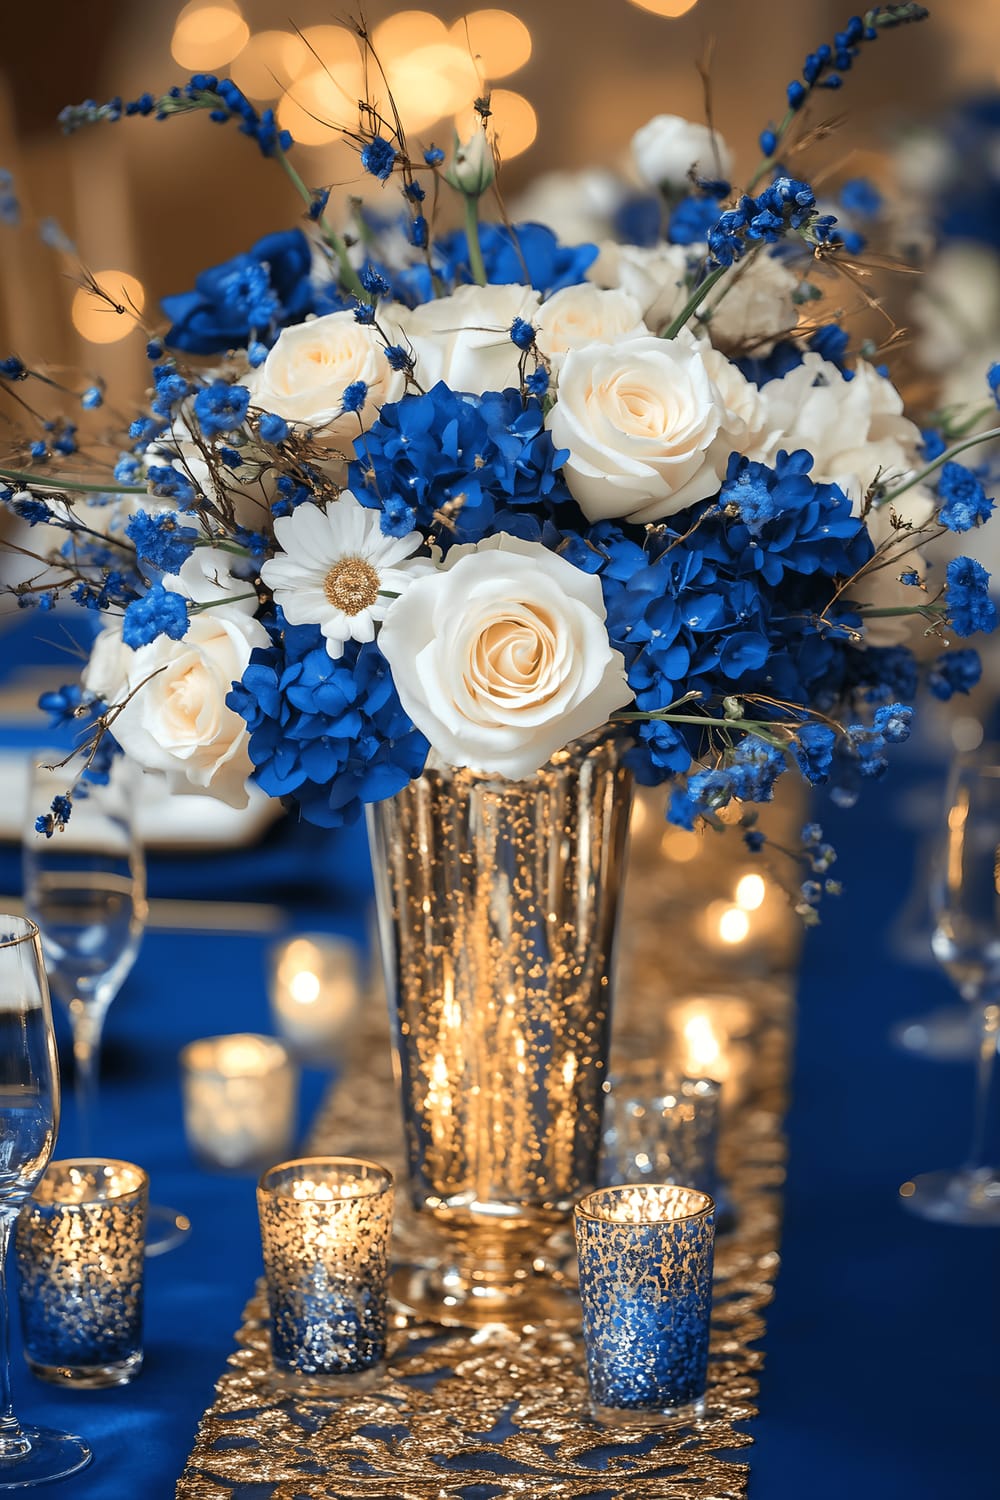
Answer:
455 88 537 159
71 273 145 345
449 10 532 79
171 1 250 71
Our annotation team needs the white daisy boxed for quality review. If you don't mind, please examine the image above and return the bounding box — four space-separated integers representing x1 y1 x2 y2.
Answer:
260 494 432 659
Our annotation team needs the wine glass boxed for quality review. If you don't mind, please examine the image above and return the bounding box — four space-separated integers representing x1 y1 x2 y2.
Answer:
22 760 189 1256
900 745 1000 1224
0 914 91 1485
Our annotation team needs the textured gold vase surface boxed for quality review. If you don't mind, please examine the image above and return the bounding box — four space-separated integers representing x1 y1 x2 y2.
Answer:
369 734 633 1266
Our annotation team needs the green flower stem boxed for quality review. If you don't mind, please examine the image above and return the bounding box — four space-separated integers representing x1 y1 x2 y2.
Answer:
613 710 789 746
859 603 943 618
0 467 145 496
275 149 365 301
463 195 488 287
879 424 1000 506
661 264 728 340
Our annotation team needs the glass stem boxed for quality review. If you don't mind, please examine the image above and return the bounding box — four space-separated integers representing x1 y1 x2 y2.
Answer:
0 1211 29 1458
966 999 1000 1172
69 999 107 1158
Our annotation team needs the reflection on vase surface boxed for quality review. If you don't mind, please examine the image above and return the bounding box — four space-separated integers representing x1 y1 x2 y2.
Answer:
368 734 632 1318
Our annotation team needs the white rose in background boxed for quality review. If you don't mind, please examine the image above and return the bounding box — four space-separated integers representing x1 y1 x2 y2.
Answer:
631 115 732 192
697 252 800 356
83 604 269 808
546 335 731 522
404 283 542 395
587 242 691 332
377 535 631 779
510 167 628 246
247 310 407 446
763 354 924 507
535 285 648 373
911 244 1000 373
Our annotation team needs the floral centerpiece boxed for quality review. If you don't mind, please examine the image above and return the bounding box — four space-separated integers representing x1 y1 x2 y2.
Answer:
2 2 997 1317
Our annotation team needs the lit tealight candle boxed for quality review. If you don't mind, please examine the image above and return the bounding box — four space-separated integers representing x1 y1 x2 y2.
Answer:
269 935 363 1061
179 1033 297 1170
669 995 755 1108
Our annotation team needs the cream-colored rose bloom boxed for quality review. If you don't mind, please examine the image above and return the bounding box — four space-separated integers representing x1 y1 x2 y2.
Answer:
763 354 923 507
696 251 800 357
84 606 270 808
631 115 732 192
545 335 730 522
403 283 542 395
911 244 1000 373
699 344 778 463
246 311 407 447
587 242 691 333
377 535 631 779
535 285 648 373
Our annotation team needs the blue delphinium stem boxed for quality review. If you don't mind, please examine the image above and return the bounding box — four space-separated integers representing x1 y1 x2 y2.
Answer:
274 148 364 300
0 466 145 495
879 425 1000 506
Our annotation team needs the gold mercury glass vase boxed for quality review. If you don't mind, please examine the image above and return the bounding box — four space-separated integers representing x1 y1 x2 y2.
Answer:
368 731 633 1325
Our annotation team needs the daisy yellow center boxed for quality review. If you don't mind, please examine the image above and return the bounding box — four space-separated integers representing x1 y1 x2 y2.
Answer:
324 555 380 616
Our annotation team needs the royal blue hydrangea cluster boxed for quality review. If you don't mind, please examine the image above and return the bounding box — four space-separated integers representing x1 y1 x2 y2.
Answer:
348 384 579 546
125 510 198 574
227 625 429 827
706 177 838 270
162 229 324 354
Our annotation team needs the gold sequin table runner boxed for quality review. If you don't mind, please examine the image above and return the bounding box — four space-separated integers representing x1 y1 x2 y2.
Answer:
176 934 791 1500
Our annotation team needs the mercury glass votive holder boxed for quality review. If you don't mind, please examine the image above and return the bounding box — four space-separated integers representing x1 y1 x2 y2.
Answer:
180 1033 297 1171
575 1183 715 1425
600 1068 722 1204
257 1157 394 1388
16 1159 148 1388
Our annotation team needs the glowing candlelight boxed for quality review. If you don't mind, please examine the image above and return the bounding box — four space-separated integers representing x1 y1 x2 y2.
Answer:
269 935 362 1062
180 1033 297 1170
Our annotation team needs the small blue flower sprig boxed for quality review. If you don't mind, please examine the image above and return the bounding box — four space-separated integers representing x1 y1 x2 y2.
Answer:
754 7 930 189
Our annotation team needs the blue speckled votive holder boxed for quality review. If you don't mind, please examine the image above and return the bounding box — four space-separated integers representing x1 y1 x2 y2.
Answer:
17 1159 148 1389
575 1183 715 1426
257 1157 394 1391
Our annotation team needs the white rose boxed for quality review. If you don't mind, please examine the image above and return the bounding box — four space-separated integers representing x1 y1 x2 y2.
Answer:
510 167 626 246
377 535 631 779
631 114 732 192
911 244 1000 373
763 354 923 507
535 285 648 373
545 335 730 523
696 252 800 357
83 607 270 808
247 310 407 446
699 344 777 463
404 283 542 395
587 241 691 333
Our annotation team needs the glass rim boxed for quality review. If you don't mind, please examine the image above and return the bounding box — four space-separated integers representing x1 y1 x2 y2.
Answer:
0 915 40 949
575 1182 715 1226
33 1158 149 1205
257 1155 394 1199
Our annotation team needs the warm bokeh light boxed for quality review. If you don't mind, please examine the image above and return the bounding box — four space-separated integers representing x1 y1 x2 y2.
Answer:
372 10 449 63
278 72 352 147
449 10 532 78
389 44 481 131
455 89 537 159
171 0 249 71
300 24 364 77
627 0 700 17
735 873 766 911
682 1013 722 1072
230 30 310 101
717 906 751 945
660 826 700 863
71 273 145 344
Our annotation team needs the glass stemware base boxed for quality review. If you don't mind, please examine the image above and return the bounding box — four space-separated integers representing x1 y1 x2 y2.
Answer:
899 1166 1000 1225
0 1427 92 1489
145 1204 191 1258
